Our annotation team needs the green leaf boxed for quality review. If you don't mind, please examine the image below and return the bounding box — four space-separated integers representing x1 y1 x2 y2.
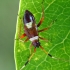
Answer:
14 0 70 70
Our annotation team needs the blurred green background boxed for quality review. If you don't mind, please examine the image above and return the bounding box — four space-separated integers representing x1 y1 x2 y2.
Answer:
0 0 19 70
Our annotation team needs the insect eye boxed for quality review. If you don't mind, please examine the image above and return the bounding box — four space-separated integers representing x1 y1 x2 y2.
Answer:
36 42 40 47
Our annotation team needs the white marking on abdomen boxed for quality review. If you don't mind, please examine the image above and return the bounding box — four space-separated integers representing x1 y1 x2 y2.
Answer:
29 36 38 42
25 21 32 28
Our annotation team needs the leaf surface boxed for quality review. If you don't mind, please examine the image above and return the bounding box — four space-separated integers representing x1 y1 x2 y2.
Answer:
14 0 70 70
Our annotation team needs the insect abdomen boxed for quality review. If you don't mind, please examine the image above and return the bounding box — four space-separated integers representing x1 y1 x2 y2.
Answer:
23 10 35 24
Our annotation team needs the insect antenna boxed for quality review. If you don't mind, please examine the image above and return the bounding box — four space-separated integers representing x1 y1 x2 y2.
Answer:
40 45 69 62
20 48 36 70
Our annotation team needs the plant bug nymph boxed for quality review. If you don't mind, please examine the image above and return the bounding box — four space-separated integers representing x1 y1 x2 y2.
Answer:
23 10 40 48
16 0 68 70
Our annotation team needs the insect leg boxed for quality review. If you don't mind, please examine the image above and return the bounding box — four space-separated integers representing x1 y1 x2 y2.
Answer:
20 33 26 39
29 43 33 54
15 17 28 42
26 43 33 58
39 36 48 42
20 48 36 70
18 16 27 39
37 0 44 27
19 38 29 43
15 16 26 40
24 38 29 42
38 20 56 32
38 27 49 33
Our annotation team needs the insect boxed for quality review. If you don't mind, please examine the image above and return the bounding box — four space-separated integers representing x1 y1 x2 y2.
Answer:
17 0 67 70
